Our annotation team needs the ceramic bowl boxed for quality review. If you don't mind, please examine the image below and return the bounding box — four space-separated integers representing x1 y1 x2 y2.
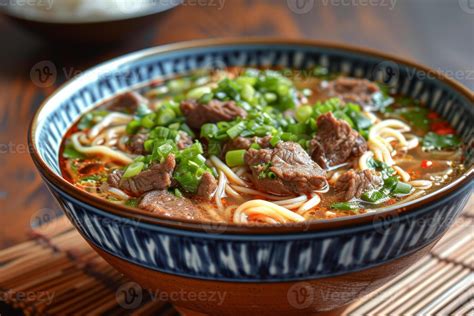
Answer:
1 1 181 44
29 39 474 315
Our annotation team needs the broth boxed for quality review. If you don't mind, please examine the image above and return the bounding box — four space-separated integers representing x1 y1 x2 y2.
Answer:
60 67 465 224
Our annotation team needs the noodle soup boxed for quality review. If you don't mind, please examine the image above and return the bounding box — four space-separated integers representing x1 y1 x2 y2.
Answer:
60 67 465 224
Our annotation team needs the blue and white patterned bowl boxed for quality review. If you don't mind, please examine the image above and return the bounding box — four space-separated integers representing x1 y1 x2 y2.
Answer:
29 39 473 315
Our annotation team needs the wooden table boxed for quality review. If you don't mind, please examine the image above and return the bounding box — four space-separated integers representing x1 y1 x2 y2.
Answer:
0 0 473 248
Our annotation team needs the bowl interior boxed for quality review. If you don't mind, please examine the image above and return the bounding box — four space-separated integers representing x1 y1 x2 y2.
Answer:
30 39 474 227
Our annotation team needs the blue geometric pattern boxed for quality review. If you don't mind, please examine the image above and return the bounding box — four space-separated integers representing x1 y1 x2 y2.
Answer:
46 178 471 282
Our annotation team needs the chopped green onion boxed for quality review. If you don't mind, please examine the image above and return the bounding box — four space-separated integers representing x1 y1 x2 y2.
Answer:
174 188 183 198
270 135 281 147
144 140 154 152
226 122 246 139
156 108 176 126
122 162 144 179
295 105 313 123
241 84 255 102
167 78 191 93
361 190 386 203
63 143 85 159
198 92 214 104
179 123 195 138
249 143 261 150
125 199 139 207
207 140 222 156
153 127 170 139
225 149 246 167
264 92 277 103
331 202 360 211
141 114 156 129
187 86 212 100
287 123 307 135
201 124 219 139
393 182 413 195
126 120 141 135
423 132 461 150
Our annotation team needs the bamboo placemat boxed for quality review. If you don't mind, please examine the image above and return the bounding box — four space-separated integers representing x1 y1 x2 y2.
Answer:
1 197 473 316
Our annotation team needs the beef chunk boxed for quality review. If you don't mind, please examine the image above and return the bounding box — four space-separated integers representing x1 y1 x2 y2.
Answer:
180 99 247 129
245 142 327 196
108 154 176 196
309 113 367 169
223 135 272 153
139 190 208 221
103 91 148 113
177 132 193 150
323 77 380 107
335 169 383 201
127 134 147 155
196 172 218 201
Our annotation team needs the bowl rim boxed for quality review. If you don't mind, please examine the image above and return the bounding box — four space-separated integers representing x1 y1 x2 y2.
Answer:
28 37 474 235
1 0 182 24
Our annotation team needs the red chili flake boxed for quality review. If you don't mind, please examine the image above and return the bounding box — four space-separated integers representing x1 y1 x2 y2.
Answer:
427 112 439 119
436 128 456 135
421 160 432 169
431 121 449 131
431 121 455 134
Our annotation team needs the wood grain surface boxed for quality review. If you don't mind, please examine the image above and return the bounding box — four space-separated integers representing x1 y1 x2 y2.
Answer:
0 0 473 248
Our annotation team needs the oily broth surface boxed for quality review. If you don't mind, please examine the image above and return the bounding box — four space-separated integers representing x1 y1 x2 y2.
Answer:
59 68 465 222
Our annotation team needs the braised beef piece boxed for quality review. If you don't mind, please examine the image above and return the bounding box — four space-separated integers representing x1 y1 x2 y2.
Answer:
196 172 218 201
223 135 272 153
127 134 147 155
108 154 176 196
309 113 367 169
180 99 247 129
103 91 148 113
177 132 193 150
245 142 327 196
335 169 383 201
323 77 380 107
139 190 208 221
